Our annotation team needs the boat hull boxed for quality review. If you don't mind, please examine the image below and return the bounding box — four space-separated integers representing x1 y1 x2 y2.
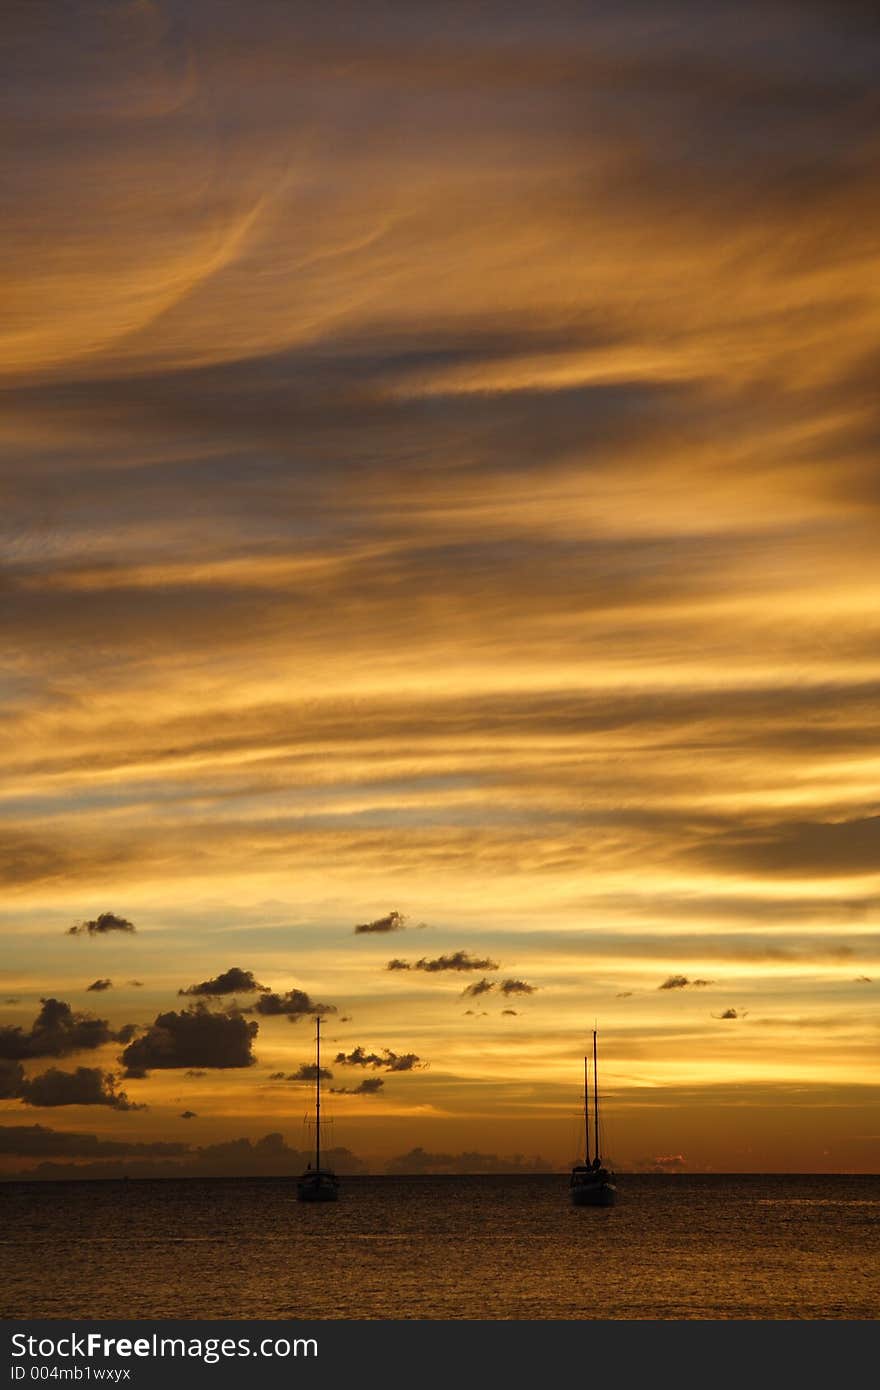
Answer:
570 1182 616 1207
297 1172 339 1203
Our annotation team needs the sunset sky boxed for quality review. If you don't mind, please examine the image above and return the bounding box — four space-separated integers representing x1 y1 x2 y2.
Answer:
2 0 879 1177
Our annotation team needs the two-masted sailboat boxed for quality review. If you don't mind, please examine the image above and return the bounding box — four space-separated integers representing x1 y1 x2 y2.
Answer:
296 1015 340 1202
569 1029 616 1206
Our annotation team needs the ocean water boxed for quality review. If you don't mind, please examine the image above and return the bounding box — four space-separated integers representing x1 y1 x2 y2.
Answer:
3 1174 879 1320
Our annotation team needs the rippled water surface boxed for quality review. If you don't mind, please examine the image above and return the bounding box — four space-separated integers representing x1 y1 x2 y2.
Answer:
3 1174 879 1319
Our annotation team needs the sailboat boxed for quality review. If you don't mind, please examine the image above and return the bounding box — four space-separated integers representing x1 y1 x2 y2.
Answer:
296 1015 339 1203
569 1028 616 1207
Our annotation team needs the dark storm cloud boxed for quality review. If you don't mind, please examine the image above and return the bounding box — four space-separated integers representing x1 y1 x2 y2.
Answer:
387 951 499 972
67 912 134 936
18 1066 141 1110
0 1060 25 1098
330 1077 385 1095
334 1046 424 1072
120 1004 258 1076
0 998 133 1060
354 910 407 934
178 967 268 997
86 979 112 992
461 978 494 998
0 1124 187 1158
499 979 536 996
658 976 714 990
248 989 335 1019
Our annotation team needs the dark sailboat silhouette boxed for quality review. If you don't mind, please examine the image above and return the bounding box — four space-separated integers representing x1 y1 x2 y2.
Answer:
569 1028 616 1207
296 1015 339 1202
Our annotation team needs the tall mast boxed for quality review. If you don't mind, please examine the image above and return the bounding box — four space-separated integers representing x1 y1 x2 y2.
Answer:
592 1028 600 1164
315 1015 321 1173
584 1055 591 1165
